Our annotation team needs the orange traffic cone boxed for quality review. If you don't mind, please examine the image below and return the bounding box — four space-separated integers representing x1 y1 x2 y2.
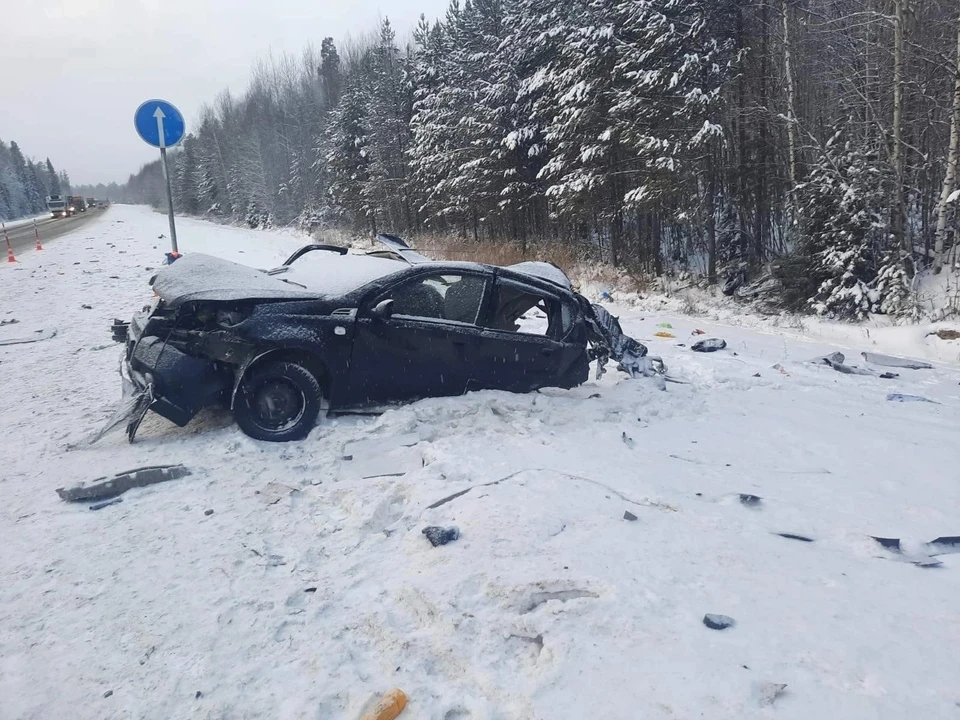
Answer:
3 225 16 262
34 220 43 250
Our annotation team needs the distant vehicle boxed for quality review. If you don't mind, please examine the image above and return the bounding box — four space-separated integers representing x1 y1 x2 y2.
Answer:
46 195 68 219
67 196 87 213
86 197 96 208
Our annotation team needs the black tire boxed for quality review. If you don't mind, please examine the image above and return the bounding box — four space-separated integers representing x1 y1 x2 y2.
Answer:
233 361 322 442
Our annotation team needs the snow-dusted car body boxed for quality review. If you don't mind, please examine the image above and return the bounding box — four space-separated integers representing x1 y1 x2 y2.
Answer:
110 235 653 442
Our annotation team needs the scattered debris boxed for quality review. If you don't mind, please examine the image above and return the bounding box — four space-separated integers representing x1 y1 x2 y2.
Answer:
522 589 599 614
103 691 113 699
81 304 93 310
927 536 960 555
422 526 460 547
879 372 900 379
861 352 932 370
57 465 192 502
0 318 18 326
427 468 671 512
654 331 676 339
739 493 762 506
758 682 787 707
691 338 727 352
139 645 156 665
692 328 705 335
621 432 635 449
304 587 318 593
777 532 814 542
204 509 214 516
0 328 57 346
358 688 407 720
256 481 297 505
886 393 939 404
870 536 944 567
339 433 423 481
752 372 761 377
623 510 638 521
89 497 123 511
703 613 736 630
871 536 902 551
773 363 790 376
195 691 203 699
588 393 601 398
934 329 960 341
657 322 673 329
812 351 873 375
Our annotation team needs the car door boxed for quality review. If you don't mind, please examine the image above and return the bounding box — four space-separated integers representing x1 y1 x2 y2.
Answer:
348 270 491 405
472 277 580 393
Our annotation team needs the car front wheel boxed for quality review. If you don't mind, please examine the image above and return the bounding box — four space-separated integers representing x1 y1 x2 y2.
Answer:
233 361 322 442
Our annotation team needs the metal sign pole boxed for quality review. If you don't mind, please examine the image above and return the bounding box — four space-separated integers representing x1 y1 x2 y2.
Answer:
158 146 178 254
135 100 185 260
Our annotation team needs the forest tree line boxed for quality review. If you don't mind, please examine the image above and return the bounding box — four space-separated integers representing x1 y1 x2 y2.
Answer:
116 0 960 319
0 140 71 222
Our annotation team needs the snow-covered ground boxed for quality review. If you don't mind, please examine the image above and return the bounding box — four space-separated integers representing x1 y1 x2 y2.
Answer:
2 205 959 720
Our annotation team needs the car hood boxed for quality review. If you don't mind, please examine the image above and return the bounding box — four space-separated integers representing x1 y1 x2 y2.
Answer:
152 253 318 307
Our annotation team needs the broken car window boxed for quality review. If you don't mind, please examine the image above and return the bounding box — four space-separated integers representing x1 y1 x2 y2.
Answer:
380 274 488 324
487 281 566 339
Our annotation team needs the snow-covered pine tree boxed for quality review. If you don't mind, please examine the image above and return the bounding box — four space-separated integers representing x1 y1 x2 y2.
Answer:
324 80 375 232
45 159 60 196
799 127 892 320
9 142 44 213
174 135 200 215
409 8 469 232
363 18 415 232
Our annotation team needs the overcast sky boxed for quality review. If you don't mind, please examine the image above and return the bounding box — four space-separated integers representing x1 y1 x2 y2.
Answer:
2 0 449 186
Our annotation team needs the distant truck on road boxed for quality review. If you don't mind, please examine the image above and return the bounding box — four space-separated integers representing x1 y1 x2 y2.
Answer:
46 195 68 218
86 197 96 208
67 196 87 214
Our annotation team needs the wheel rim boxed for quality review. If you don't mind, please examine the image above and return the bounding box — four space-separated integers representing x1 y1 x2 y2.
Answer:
250 378 306 431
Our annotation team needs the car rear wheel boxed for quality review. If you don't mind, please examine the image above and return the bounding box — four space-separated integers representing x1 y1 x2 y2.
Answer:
233 361 322 442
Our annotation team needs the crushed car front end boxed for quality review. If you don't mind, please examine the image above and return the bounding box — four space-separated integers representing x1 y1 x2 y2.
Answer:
108 298 247 440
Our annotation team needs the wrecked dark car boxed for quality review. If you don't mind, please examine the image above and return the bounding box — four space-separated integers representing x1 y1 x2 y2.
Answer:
106 235 661 442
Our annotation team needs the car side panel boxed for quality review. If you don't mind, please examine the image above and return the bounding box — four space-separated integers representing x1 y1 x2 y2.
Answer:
231 302 357 406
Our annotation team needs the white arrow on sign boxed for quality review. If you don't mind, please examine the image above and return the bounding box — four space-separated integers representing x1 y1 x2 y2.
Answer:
153 106 167 149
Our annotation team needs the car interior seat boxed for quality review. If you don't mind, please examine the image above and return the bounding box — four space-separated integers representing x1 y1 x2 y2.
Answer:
443 277 485 323
392 282 445 318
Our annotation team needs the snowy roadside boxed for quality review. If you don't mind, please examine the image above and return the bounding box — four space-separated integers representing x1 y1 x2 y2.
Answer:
579 274 960 368
2 205 960 719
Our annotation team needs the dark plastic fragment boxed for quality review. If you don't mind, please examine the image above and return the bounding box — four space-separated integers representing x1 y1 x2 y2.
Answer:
777 532 813 542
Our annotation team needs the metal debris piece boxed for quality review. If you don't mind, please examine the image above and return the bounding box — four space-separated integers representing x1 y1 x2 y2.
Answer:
623 510 638 521
0 328 57 346
57 465 191 502
739 493 762 506
89 497 123 511
861 352 932 370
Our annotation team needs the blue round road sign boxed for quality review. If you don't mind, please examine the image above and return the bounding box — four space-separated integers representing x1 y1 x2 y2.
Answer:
134 99 185 149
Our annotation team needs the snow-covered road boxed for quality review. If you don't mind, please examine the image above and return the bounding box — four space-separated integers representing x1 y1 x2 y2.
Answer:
2 205 959 720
